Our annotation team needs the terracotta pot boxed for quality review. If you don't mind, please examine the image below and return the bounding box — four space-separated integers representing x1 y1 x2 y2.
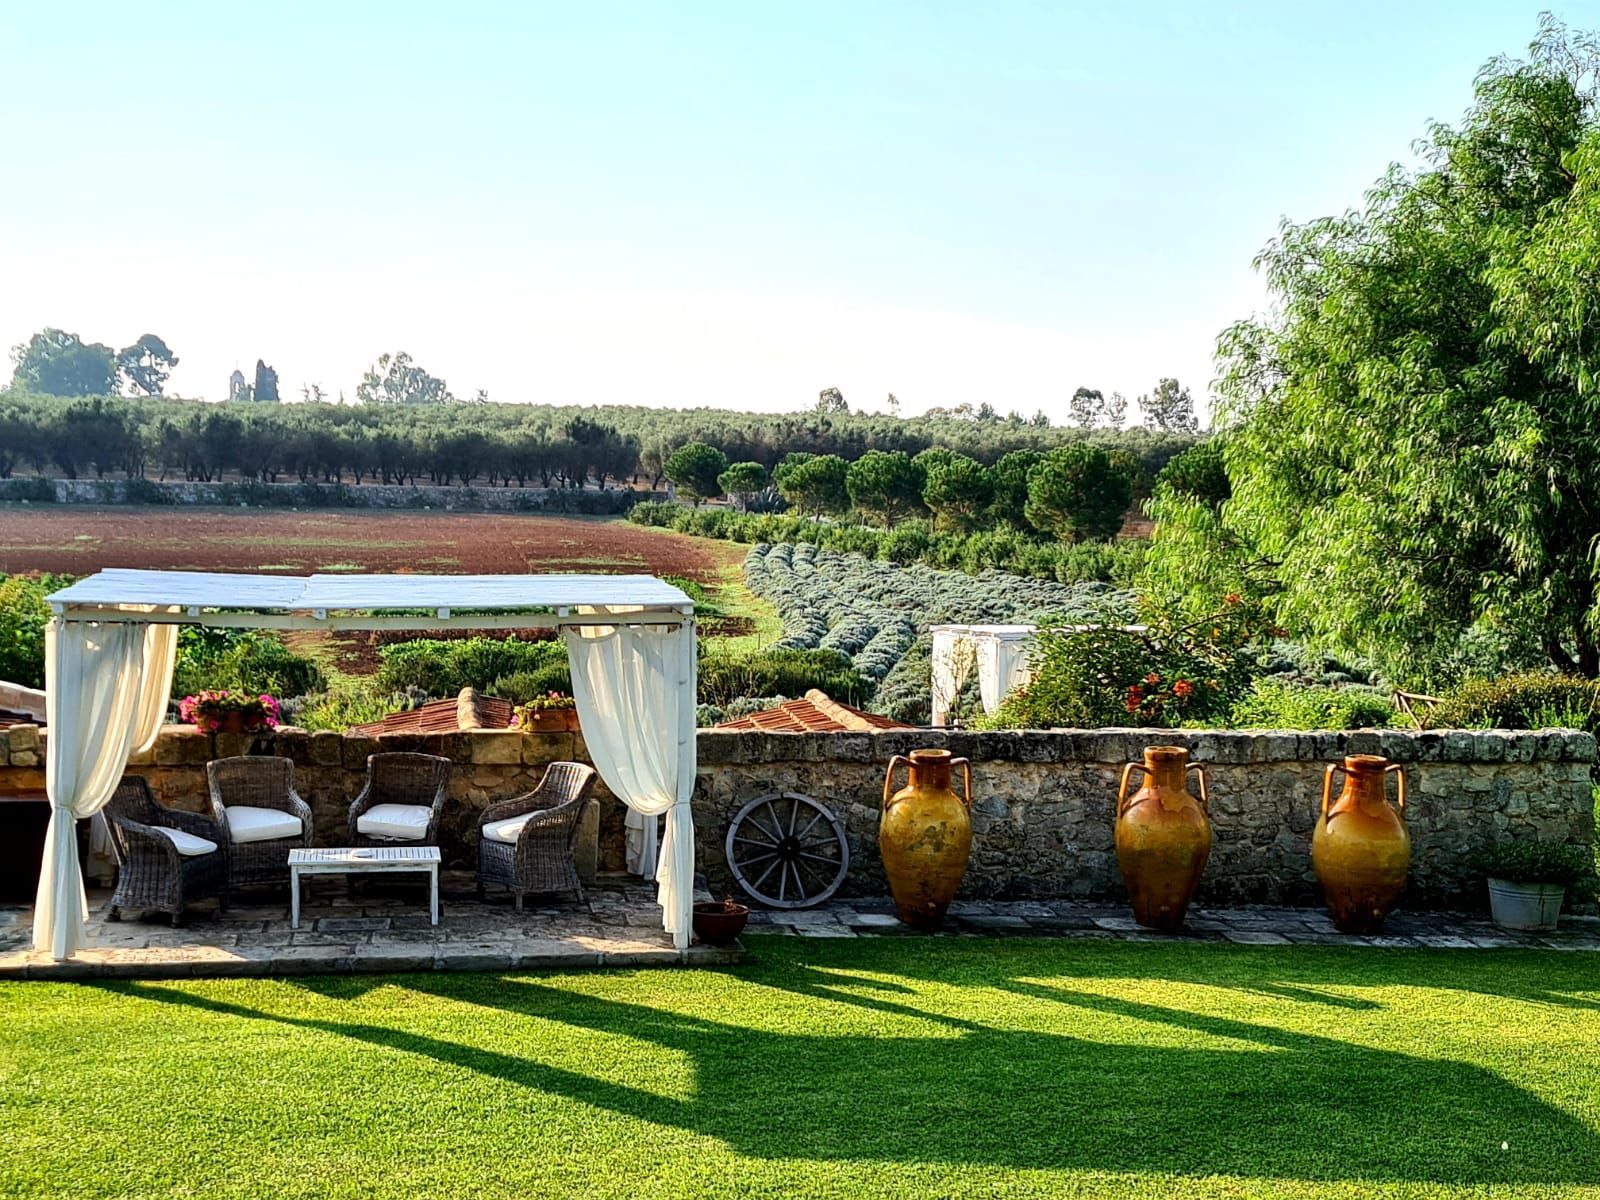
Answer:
523 709 580 733
880 749 973 930
1313 754 1410 934
692 900 750 946
218 711 247 735
1115 745 1212 931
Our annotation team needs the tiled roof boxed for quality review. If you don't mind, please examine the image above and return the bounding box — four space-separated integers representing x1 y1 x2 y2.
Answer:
353 687 515 735
715 689 914 733
0 681 45 729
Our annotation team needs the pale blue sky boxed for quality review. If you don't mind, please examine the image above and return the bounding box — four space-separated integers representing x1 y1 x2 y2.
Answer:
0 2 1580 418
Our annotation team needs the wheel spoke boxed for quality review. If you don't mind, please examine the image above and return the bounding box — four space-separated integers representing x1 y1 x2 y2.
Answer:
733 849 778 869
793 809 825 842
749 857 782 893
799 851 840 865
732 833 780 850
777 860 789 902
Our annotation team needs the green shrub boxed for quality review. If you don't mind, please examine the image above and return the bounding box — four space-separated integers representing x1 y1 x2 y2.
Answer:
375 636 564 697
490 663 573 703
171 630 323 700
1226 679 1396 730
286 685 412 732
697 647 867 707
1469 840 1596 891
1423 672 1600 733
0 574 53 689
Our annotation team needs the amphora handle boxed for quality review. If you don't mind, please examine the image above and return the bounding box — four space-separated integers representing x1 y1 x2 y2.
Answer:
882 755 911 812
950 757 973 810
1386 763 1407 817
1117 762 1147 818
1186 762 1210 812
1321 762 1344 821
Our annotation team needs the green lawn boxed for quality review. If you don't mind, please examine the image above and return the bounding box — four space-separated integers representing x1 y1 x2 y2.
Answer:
3 937 1599 1199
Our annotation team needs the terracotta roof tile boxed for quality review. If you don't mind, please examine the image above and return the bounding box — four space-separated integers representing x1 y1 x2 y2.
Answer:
715 689 914 733
353 687 514 735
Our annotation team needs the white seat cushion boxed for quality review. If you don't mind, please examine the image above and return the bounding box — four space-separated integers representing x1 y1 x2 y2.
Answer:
356 803 433 841
482 814 534 845
224 805 303 845
151 826 219 857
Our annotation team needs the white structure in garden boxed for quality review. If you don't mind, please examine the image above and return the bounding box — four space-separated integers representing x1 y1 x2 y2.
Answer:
33 569 698 961
930 624 1036 726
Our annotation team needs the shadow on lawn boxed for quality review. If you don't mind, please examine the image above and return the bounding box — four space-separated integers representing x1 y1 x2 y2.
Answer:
108 941 1600 1186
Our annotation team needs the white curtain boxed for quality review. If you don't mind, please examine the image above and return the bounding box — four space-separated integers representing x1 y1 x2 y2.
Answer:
930 630 976 727
34 619 178 960
563 612 696 950
977 636 1033 714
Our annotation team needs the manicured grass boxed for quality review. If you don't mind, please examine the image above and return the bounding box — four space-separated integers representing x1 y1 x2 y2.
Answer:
3 938 1599 1198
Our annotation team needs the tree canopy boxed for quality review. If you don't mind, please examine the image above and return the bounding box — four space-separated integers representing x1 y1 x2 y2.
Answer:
11 329 116 396
1143 16 1600 684
1024 443 1133 543
664 441 728 505
845 450 925 528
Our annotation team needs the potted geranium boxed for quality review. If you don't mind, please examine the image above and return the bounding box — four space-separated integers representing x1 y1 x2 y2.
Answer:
1471 841 1595 932
178 690 281 735
511 691 580 733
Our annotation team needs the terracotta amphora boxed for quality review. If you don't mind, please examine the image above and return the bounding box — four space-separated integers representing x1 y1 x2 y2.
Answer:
1115 746 1212 931
1313 754 1410 934
881 749 973 930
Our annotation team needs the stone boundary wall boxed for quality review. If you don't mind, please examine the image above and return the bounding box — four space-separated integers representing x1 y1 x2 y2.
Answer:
0 476 660 513
1 725 1592 908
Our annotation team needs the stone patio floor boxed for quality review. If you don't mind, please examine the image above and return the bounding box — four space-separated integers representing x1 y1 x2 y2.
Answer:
3 876 1597 980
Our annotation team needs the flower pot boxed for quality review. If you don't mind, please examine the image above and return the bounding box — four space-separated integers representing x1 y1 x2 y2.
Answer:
1312 754 1410 934
522 710 580 733
880 749 973 930
218 711 247 735
1487 878 1565 932
693 900 750 946
1115 745 1211 931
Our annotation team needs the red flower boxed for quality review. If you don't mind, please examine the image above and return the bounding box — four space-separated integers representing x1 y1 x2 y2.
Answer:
1125 685 1143 713
1224 592 1242 606
1144 672 1161 685
1172 679 1194 698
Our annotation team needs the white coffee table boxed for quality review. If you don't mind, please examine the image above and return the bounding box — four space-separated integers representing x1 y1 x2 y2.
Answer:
288 846 441 929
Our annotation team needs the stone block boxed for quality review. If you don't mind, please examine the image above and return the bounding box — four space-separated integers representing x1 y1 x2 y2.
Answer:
341 734 379 769
154 729 211 766
694 731 743 765
8 749 38 768
470 731 522 764
6 725 40 754
309 731 343 766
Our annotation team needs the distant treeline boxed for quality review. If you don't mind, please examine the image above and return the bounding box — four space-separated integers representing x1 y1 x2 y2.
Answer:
0 391 1198 490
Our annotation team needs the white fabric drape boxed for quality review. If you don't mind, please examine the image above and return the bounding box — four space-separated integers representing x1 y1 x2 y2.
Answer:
930 630 977 727
563 611 696 950
33 619 178 960
932 627 1035 724
977 636 1033 714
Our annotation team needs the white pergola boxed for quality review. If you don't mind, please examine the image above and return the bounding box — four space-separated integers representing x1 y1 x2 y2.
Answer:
34 569 698 961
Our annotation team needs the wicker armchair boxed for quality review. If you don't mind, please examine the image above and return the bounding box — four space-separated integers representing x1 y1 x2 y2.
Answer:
207 756 313 890
348 753 453 847
477 762 598 910
105 776 228 925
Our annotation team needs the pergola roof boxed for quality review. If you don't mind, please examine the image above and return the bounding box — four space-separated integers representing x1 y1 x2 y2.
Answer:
49 568 694 613
48 569 694 633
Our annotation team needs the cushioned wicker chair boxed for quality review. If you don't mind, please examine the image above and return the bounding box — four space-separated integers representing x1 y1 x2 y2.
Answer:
348 753 453 847
105 776 228 926
476 761 598 910
206 756 313 891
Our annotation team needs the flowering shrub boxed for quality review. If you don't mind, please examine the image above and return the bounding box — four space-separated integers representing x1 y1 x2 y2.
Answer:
510 691 576 728
177 690 280 733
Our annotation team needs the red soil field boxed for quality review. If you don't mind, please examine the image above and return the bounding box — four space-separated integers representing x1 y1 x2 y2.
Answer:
0 506 740 580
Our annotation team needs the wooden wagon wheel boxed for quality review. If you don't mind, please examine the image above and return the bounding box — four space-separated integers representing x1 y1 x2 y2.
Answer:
724 792 849 909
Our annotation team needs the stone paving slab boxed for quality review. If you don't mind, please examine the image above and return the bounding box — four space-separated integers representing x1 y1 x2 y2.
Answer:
0 875 739 980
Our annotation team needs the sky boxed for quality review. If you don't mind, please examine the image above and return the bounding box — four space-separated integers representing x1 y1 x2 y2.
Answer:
0 1 1582 421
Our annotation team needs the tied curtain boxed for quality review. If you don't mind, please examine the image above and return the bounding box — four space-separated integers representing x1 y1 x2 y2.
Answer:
563 612 696 950
977 636 1033 715
34 619 178 960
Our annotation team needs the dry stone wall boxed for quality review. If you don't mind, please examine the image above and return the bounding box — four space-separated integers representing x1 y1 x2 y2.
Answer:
1 724 1592 909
